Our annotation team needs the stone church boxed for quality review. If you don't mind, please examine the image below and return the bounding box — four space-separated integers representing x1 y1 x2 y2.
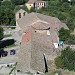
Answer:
15 9 68 73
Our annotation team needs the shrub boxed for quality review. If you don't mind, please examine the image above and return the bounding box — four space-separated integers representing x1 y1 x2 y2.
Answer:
59 28 70 41
55 47 75 71
0 39 15 48
67 35 75 45
55 56 63 68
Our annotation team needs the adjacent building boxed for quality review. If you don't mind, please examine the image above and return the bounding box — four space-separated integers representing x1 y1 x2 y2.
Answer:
26 0 46 10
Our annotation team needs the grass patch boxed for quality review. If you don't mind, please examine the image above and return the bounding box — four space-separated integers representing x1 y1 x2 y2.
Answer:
4 34 12 38
5 43 16 48
1 26 16 29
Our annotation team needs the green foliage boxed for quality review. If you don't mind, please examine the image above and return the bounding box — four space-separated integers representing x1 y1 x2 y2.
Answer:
0 26 4 40
59 28 70 41
38 0 75 31
70 6 75 17
0 0 75 29
52 70 62 75
0 0 15 25
14 5 28 13
70 0 75 5
6 43 16 48
67 35 75 45
11 0 27 5
66 19 74 31
55 56 63 68
59 28 75 45
0 39 15 48
61 0 68 3
29 7 36 13
4 34 12 38
58 12 66 21
55 47 75 71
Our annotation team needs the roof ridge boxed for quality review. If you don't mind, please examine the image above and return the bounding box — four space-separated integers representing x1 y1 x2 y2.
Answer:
29 13 49 27
36 13 49 24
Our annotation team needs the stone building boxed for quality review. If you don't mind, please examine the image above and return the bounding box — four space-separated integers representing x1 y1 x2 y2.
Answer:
15 11 68 72
15 9 27 31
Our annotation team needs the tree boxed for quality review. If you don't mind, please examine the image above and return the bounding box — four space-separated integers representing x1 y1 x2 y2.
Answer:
0 39 15 48
69 0 75 5
11 0 28 5
0 26 4 57
67 19 75 31
70 6 75 17
14 5 28 13
67 35 75 45
55 47 75 71
59 28 70 41
29 7 36 13
62 0 68 3
0 27 4 40
0 1 15 25
0 0 3 5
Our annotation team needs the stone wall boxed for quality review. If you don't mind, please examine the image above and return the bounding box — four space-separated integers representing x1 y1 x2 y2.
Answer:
17 40 31 72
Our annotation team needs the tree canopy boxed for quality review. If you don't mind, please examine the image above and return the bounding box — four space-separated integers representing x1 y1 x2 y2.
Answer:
0 27 4 40
59 28 75 45
55 47 75 71
0 0 29 25
11 0 28 5
59 28 70 41
0 1 15 25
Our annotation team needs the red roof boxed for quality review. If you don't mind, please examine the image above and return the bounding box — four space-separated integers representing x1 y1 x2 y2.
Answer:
22 32 31 43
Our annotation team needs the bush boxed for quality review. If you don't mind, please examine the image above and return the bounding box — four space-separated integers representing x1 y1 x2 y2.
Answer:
29 7 36 13
0 27 4 40
59 28 70 41
66 35 75 45
0 39 15 48
55 47 75 71
55 56 63 68
59 28 75 45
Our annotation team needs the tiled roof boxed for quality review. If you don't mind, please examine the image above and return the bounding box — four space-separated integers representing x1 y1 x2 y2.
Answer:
17 12 69 32
32 30 59 45
18 30 59 72
17 12 68 72
22 32 31 43
32 22 50 30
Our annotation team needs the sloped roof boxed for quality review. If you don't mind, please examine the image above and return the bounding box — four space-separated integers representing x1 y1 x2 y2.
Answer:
22 32 31 43
27 0 36 4
32 30 59 44
17 12 68 72
17 12 69 32
32 22 50 30
27 0 44 4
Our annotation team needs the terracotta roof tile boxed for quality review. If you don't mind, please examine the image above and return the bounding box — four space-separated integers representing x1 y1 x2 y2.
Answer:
22 32 32 43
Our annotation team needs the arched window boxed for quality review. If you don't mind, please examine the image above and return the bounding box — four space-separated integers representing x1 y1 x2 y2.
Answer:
19 13 21 18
